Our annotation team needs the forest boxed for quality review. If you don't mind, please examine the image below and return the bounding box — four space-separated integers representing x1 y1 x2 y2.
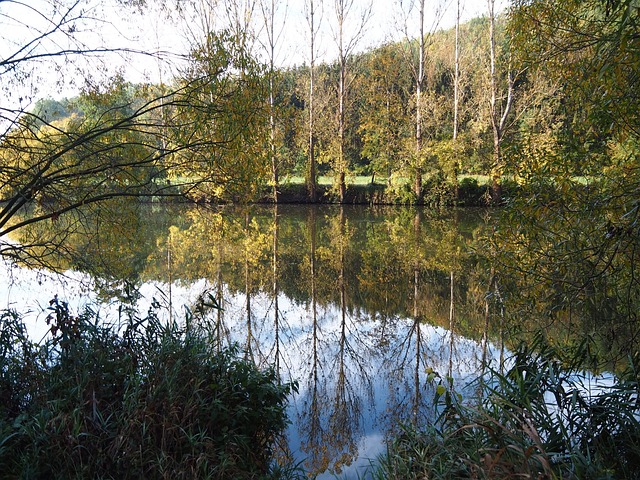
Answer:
1 0 640 478
1 0 638 214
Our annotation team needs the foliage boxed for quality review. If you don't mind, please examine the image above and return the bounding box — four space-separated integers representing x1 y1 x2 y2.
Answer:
490 0 640 367
0 298 298 479
373 336 640 479
0 1 270 268
174 29 270 203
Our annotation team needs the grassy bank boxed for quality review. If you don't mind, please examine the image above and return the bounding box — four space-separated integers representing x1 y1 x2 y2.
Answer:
267 175 499 206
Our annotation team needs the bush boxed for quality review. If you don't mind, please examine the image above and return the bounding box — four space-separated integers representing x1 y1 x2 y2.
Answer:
373 336 640 479
0 298 298 479
458 176 484 205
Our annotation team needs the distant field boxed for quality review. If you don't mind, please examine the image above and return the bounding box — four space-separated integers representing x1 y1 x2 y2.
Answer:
282 175 383 186
282 175 492 186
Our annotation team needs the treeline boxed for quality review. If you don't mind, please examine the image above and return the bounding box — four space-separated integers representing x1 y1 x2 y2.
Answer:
17 0 636 209
5 1 637 210
19 16 500 206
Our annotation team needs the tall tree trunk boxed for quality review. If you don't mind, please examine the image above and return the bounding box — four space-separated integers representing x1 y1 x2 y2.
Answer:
260 0 281 203
414 0 425 203
453 0 460 143
337 0 347 203
307 0 318 202
270 68 279 202
332 0 370 203
452 0 461 200
488 0 513 204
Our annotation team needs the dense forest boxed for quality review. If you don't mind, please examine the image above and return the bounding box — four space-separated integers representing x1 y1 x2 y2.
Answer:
2 0 637 217
23 14 500 202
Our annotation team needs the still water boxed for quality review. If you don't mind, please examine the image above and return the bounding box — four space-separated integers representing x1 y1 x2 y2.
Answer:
2 203 506 477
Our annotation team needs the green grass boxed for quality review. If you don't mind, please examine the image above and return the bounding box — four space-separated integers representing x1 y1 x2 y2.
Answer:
282 175 388 186
282 174 493 187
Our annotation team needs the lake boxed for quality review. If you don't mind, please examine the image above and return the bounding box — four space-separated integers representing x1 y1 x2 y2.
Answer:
0 203 592 477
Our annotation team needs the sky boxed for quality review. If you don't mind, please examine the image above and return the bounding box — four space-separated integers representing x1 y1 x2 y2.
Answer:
0 0 507 106
135 0 506 79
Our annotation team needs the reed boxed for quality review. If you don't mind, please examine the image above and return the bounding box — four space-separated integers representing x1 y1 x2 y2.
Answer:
373 335 640 479
0 298 300 479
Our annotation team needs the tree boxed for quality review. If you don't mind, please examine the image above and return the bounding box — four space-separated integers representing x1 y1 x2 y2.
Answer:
487 0 514 202
0 0 266 267
358 45 410 184
510 0 639 142
258 0 287 202
331 0 372 202
304 0 322 201
175 23 268 201
395 0 444 203
452 0 461 198
492 0 640 357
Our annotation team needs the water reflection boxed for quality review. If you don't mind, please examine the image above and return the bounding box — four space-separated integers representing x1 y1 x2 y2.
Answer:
5 204 506 477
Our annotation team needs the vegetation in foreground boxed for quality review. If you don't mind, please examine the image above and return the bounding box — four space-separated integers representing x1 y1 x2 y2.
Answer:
0 298 299 479
372 336 640 479
4 295 640 479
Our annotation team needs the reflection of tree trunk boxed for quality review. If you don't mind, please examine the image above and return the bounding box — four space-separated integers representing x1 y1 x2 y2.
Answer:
413 264 422 421
448 270 455 378
301 206 326 474
310 206 320 422
412 210 422 420
340 208 347 365
481 268 496 370
245 210 254 362
494 275 505 371
306 0 318 202
310 207 319 394
215 241 225 350
310 207 318 361
338 207 347 406
273 204 280 376
167 229 173 326
330 205 357 469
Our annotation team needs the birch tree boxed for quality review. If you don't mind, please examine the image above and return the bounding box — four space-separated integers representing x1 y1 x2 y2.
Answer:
259 0 287 202
488 0 513 202
396 0 444 203
304 0 322 201
453 0 461 143
332 0 371 203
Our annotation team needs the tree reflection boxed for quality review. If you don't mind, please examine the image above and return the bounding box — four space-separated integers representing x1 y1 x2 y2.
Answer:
244 210 255 362
15 203 512 476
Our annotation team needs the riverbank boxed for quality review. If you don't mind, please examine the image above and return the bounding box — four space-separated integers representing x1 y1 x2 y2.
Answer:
186 176 514 207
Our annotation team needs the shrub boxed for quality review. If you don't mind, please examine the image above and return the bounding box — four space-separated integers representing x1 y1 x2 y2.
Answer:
374 336 640 479
0 298 298 479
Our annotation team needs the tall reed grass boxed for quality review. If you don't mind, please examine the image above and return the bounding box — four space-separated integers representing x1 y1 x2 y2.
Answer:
373 336 640 479
0 297 299 479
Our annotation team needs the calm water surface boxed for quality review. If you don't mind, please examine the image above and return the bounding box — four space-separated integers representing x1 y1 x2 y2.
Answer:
3 204 507 477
